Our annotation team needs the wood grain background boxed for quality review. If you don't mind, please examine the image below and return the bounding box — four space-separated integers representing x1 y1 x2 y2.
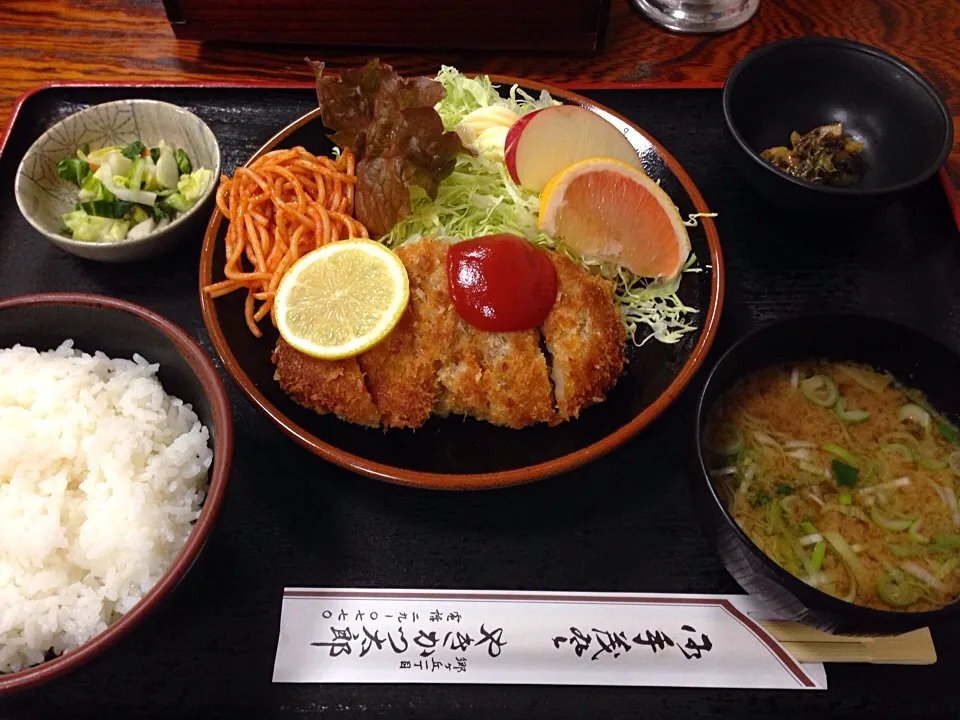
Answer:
1 0 958 192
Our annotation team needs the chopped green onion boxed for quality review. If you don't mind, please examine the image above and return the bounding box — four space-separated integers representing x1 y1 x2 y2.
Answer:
834 397 871 423
909 518 930 544
931 533 960 549
918 456 948 471
823 530 868 588
831 459 859 488
810 540 826 573
876 568 923 607
888 544 922 557
937 420 960 446
870 505 914 532
800 375 839 408
767 499 785 534
776 483 793 496
898 403 931 431
937 557 960 580
949 451 960 477
801 521 818 535
901 561 950 593
881 443 915 462
750 491 771 508
839 493 852 505
835 364 891 393
823 443 859 467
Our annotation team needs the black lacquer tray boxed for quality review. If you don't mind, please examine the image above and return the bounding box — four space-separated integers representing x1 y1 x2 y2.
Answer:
1 83 959 719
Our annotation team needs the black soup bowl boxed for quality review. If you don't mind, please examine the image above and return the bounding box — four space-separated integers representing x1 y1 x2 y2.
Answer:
692 314 960 634
723 37 953 214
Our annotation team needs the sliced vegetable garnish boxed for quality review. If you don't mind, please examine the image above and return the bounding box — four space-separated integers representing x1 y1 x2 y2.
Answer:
938 420 960 446
823 530 868 585
898 403 932 431
949 451 960 477
822 443 858 467
870 505 915 532
810 540 827 573
57 157 90 186
121 140 146 159
901 561 949 593
77 200 131 219
909 518 930 544
881 443 915 462
876 568 923 606
838 493 852 505
776 483 793 496
800 374 839 407
834 397 870 423
56 138 209 243
175 148 193 175
309 58 470 236
831 458 859 488
918 456 948 471
932 533 960 549
750 491 771 508
888 544 924 557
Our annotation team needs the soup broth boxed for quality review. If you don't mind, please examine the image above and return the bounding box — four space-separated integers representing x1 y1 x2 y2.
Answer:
705 361 960 612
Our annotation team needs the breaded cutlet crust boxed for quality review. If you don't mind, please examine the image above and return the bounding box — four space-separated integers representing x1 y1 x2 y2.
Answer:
542 251 626 421
272 339 380 427
271 237 625 429
358 238 456 428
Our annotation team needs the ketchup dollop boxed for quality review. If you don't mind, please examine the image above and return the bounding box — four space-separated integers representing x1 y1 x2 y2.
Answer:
446 233 558 332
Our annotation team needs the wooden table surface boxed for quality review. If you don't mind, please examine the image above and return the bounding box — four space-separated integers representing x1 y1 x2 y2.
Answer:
1 0 957 204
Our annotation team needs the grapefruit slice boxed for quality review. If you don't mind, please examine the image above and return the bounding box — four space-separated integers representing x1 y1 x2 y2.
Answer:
538 157 692 279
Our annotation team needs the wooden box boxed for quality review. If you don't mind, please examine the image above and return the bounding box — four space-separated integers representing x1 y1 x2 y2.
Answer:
161 0 611 54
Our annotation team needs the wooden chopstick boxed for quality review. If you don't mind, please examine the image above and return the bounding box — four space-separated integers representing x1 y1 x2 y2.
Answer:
761 622 937 664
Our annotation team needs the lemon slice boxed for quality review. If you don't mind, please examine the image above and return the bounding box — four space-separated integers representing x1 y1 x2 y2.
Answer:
274 239 409 360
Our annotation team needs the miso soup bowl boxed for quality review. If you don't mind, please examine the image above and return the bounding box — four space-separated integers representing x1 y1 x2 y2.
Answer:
692 314 960 634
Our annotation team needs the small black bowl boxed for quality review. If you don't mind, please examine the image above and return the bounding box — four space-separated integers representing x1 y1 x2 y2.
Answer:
692 314 960 634
722 37 953 214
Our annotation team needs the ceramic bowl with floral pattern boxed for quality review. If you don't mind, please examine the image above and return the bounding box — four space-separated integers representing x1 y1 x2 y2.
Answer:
15 99 220 263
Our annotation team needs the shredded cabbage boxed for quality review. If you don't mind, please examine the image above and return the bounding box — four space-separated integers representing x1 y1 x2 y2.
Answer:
382 65 703 346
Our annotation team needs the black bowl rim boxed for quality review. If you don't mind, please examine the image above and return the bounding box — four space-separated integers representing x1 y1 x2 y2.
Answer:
694 312 960 624
0 292 234 695
722 36 954 198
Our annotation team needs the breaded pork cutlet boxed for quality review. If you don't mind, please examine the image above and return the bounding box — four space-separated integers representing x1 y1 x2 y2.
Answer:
436 321 555 428
271 341 380 427
358 238 457 428
271 236 626 429
542 251 626 422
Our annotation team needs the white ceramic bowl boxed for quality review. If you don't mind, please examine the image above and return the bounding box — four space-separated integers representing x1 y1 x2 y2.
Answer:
14 99 220 263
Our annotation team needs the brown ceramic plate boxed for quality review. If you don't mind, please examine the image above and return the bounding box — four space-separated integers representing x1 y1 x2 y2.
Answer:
198 78 723 490
0 293 232 694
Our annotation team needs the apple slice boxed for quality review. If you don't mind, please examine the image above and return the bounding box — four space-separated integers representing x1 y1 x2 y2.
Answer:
503 108 543 182
504 104 644 192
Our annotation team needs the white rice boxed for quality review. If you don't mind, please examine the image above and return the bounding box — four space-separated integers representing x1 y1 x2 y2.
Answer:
0 340 212 673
